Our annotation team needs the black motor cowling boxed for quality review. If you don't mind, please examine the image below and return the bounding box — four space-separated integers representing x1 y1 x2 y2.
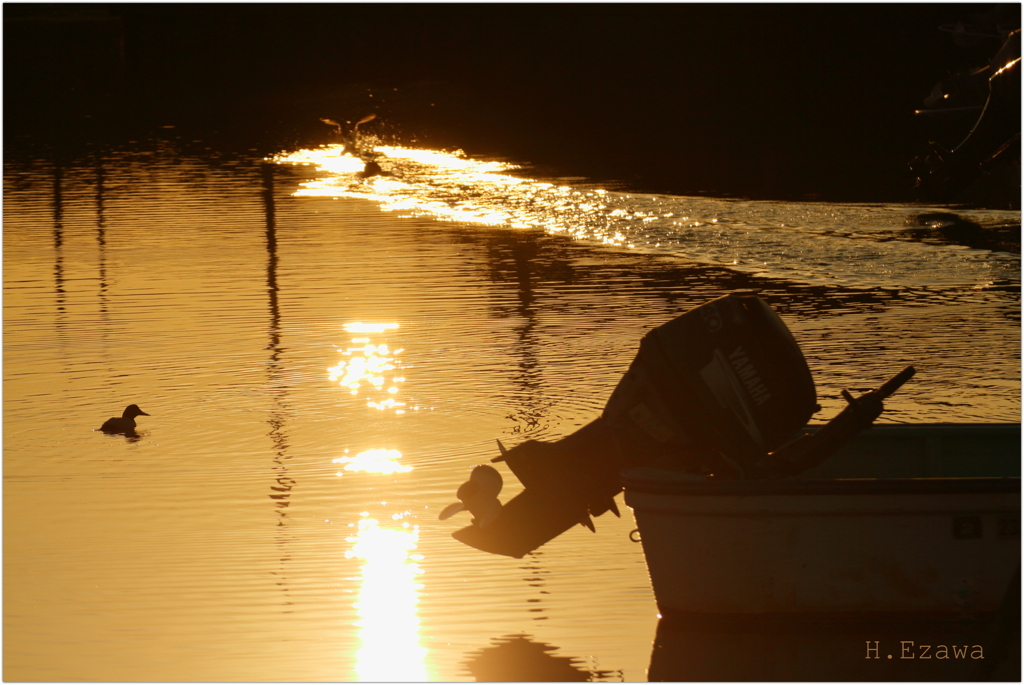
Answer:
602 292 818 476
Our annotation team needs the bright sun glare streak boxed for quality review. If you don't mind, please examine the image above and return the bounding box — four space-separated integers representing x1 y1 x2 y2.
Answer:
274 145 549 228
274 144 640 251
334 449 412 475
346 516 428 681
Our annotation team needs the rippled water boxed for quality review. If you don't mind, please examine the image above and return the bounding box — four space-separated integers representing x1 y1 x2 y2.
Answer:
4 138 1020 681
278 144 1021 289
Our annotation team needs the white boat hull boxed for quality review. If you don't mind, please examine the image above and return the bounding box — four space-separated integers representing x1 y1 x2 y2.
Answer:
623 424 1021 619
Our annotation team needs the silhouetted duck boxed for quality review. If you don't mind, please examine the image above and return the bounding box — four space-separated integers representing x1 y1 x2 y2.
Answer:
99 404 150 433
358 159 394 179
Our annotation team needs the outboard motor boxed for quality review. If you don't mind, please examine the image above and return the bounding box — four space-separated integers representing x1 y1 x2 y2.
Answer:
448 293 914 558
600 293 817 476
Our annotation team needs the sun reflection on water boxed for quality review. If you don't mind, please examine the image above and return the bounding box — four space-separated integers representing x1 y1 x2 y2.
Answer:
275 144 581 231
272 144 1020 290
328 322 408 413
344 322 400 334
345 514 428 681
334 449 413 475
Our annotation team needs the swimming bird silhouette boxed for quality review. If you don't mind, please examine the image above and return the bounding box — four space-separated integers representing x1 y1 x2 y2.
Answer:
99 404 150 433
321 114 393 179
439 464 504 528
358 158 394 179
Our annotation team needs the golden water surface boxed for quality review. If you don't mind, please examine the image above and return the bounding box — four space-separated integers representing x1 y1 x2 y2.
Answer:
4 140 1019 681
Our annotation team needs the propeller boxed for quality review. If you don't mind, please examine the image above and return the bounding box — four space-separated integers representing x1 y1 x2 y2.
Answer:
439 464 504 528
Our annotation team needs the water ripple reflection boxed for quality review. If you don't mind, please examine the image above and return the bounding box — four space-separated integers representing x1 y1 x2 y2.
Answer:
274 144 1020 290
463 633 622 682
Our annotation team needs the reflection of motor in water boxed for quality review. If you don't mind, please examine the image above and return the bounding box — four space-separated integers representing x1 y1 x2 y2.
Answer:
319 113 393 179
441 293 915 559
910 7 1020 205
463 634 617 682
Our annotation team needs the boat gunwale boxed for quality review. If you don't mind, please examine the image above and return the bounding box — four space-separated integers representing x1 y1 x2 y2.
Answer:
622 422 1021 497
622 475 1021 497
653 608 1006 629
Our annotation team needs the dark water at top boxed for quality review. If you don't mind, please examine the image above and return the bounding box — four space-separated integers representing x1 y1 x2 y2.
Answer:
3 131 1019 681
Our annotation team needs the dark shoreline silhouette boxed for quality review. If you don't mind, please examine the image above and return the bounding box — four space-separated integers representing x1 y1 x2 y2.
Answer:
5 3 1018 205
